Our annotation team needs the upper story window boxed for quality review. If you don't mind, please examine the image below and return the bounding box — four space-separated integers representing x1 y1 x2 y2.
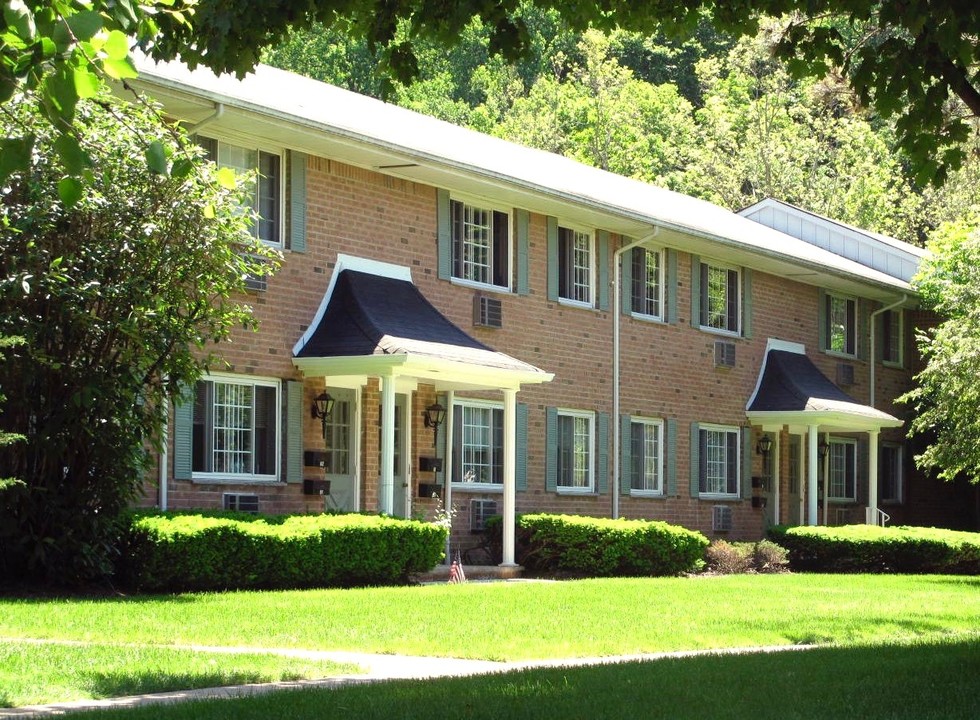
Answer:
630 418 664 495
452 400 503 487
451 198 510 290
882 309 903 366
697 424 739 497
557 409 594 492
824 293 857 356
828 437 857 501
698 261 740 334
192 375 280 481
630 248 663 320
558 226 594 306
199 136 283 246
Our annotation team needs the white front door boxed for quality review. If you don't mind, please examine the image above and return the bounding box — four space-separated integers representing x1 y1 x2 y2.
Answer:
324 388 357 512
379 394 410 518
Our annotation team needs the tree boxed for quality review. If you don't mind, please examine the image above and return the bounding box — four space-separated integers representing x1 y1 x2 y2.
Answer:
0 92 279 583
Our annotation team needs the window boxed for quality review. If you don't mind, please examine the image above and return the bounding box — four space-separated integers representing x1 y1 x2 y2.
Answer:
630 248 663 319
451 198 510 289
324 397 352 475
882 309 903 366
699 261 740 333
788 437 800 495
558 226 594 305
880 443 903 503
452 401 503 486
825 293 856 356
828 437 857 501
558 410 594 491
192 376 279 480
630 418 663 494
698 425 739 496
199 136 282 246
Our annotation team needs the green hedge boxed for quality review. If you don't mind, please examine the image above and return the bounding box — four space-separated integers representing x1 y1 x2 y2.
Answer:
767 525 980 574
118 512 447 591
489 513 707 577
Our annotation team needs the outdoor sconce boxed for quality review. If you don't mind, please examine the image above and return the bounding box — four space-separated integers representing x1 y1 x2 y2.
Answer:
422 401 446 448
756 434 773 458
310 391 334 437
818 440 830 459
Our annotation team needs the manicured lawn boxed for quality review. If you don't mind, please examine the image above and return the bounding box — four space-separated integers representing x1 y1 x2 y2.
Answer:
65 636 980 720
0 641 358 708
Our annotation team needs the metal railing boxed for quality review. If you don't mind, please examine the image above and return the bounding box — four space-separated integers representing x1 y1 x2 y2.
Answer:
865 507 891 526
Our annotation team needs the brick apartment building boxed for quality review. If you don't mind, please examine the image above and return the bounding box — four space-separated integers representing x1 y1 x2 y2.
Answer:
130 58 977 564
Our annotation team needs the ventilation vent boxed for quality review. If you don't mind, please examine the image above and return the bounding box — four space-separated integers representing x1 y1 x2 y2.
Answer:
243 254 269 292
714 341 736 368
836 508 851 526
712 505 733 532
470 499 498 533
223 493 259 513
473 294 503 329
836 363 855 386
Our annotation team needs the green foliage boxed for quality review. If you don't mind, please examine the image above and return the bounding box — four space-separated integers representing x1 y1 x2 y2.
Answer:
768 525 980 574
0 92 279 584
117 511 448 591
490 513 707 576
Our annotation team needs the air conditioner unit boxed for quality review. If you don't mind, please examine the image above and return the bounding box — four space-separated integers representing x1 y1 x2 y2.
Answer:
470 499 498 533
473 294 503 329
836 363 855 386
714 341 736 369
712 505 733 532
243 253 269 292
836 508 851 526
223 493 260 513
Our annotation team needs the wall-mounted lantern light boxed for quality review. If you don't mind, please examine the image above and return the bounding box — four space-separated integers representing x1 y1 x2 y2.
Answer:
311 391 334 438
422 402 446 448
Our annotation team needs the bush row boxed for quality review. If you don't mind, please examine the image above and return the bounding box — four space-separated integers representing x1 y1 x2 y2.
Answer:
117 512 447 592
489 513 708 576
768 524 980 574
704 539 789 574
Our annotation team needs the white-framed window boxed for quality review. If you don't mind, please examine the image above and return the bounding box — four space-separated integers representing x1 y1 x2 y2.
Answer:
450 197 511 290
880 443 903 504
630 247 664 320
788 436 800 495
828 437 857 501
558 226 594 306
324 396 353 475
452 400 503 487
557 410 594 492
825 293 857 356
882 309 903 366
192 375 280 481
698 424 740 497
199 136 283 246
699 261 740 334
630 418 663 495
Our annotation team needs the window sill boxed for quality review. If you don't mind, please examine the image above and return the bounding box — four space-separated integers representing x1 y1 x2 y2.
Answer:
827 498 857 504
698 325 741 339
630 490 665 499
191 476 282 485
557 298 596 311
881 360 904 370
630 312 666 325
699 493 740 501
451 483 504 493
822 348 858 361
450 277 512 295
556 486 596 495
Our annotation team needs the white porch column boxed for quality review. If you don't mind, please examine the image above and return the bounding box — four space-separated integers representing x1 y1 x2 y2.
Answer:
444 390 454 565
379 373 396 515
772 432 780 526
807 424 819 526
867 429 880 524
501 388 518 567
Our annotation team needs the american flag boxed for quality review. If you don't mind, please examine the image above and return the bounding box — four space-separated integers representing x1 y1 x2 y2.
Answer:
448 551 467 583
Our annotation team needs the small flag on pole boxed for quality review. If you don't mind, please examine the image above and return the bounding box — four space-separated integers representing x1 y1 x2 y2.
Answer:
448 549 467 583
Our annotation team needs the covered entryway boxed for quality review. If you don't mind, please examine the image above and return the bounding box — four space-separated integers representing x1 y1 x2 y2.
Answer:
292 255 553 564
746 339 902 526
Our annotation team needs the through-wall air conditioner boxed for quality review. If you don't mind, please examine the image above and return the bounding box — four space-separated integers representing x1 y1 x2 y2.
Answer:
714 340 736 369
470 499 498 533
712 505 733 532
836 363 855 386
473 294 503 329
223 493 260 513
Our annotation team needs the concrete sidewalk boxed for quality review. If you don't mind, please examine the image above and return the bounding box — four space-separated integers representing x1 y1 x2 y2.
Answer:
0 643 814 718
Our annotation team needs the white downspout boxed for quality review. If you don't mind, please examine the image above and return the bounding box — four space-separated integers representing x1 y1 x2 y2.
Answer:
612 228 660 519
185 103 225 135
869 294 908 408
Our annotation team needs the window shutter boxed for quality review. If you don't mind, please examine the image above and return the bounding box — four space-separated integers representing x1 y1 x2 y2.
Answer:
666 249 678 324
545 406 558 491
741 427 753 499
727 269 739 332
856 299 868 360
286 381 303 483
690 255 701 328
666 418 678 496
621 247 633 316
516 403 529 491
289 151 307 253
877 306 887 362
173 387 193 481
437 189 452 281
818 289 828 350
547 216 559 301
597 412 609 493
597 230 610 311
689 422 701 497
516 209 530 296
434 393 448 485
620 414 632 495
742 268 753 338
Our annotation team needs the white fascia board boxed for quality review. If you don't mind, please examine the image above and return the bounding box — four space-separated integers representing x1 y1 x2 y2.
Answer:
745 410 903 432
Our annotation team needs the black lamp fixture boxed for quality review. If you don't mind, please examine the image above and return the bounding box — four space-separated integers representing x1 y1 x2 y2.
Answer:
818 440 830 459
756 434 773 457
422 401 446 448
311 391 334 437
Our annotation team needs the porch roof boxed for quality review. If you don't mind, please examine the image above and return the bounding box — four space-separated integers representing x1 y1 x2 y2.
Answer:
745 341 901 432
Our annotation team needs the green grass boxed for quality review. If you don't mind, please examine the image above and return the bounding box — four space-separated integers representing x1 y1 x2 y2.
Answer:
2 575 978 661
0 641 358 708
64 636 980 720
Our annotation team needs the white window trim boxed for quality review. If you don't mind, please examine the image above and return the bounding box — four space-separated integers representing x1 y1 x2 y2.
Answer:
558 223 596 309
630 247 666 323
452 398 505 492
880 442 904 504
630 416 665 497
828 436 858 502
698 422 740 499
191 372 282 484
824 291 858 359
449 193 513 293
698 259 742 337
556 408 595 494
882 309 905 368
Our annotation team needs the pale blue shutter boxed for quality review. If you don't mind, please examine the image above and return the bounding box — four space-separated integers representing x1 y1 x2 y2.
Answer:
516 209 530 296
597 230 610 310
545 406 558 491
666 249 678 324
173 388 193 481
742 268 753 338
666 419 678 496
690 255 701 328
689 422 701 497
620 414 632 495
286 381 303 483
857 298 869 360
597 412 609 493
437 189 451 281
289 151 307 253
516 403 529 491
741 427 753 499
621 246 633 316
547 217 559 301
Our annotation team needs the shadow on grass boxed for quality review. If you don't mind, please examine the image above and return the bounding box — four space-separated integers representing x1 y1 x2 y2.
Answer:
82 671 271 700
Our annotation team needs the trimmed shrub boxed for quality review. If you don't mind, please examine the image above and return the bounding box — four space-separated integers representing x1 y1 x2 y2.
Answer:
704 540 789 574
118 511 447 592
752 539 790 572
768 524 980 574
489 513 707 577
